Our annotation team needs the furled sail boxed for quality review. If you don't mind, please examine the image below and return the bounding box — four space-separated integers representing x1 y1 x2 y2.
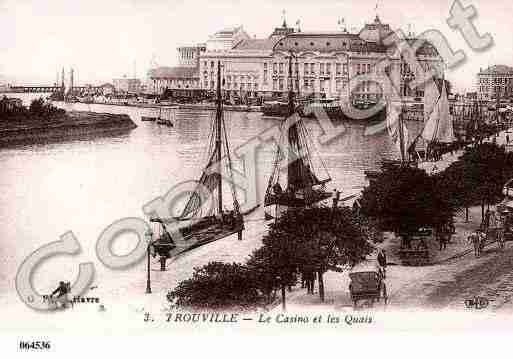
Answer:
264 112 331 207
421 81 455 143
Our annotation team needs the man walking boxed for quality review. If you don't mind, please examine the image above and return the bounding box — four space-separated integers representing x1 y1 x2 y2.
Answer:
377 249 387 278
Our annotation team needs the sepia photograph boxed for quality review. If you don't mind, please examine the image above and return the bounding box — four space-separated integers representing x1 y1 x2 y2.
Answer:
1 0 513 356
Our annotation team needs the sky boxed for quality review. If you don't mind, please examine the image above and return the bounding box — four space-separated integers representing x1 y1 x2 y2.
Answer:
0 0 511 92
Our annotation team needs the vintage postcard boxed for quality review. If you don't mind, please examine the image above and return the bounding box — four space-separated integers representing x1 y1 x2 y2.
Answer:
1 0 512 356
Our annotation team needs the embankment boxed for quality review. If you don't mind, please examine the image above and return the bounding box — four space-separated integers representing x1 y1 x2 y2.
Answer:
0 111 137 146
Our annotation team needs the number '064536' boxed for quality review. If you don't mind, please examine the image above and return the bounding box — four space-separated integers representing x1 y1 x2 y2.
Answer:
19 341 51 350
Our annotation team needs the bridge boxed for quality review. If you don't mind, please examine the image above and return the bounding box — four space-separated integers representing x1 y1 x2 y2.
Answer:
5 85 103 93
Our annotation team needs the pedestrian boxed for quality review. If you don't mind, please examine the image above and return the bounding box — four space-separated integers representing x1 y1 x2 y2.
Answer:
377 249 387 278
468 232 480 257
438 232 447 251
50 281 71 309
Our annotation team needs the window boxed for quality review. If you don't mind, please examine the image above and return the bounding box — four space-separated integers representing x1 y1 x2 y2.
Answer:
311 63 316 75
336 63 341 75
210 61 214 68
367 64 371 73
279 63 284 74
357 64 361 75
343 64 348 74
336 79 342 91
273 79 277 90
320 79 326 92
273 63 277 74
320 63 325 75
326 63 331 75
279 78 284 90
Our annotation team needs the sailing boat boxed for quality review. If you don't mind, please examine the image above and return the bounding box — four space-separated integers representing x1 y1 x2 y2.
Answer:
264 56 332 218
386 100 410 162
150 61 244 258
407 77 455 162
421 78 455 144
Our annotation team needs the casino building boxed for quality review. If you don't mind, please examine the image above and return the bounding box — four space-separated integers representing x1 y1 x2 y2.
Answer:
477 65 513 100
150 15 444 104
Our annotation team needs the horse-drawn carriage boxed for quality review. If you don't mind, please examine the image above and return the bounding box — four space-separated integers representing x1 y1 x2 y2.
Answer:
398 228 431 266
349 261 388 308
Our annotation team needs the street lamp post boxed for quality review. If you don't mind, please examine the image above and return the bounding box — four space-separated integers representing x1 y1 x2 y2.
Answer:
145 229 153 294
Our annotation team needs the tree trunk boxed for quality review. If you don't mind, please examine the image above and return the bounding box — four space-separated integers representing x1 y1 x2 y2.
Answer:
481 199 485 224
318 271 325 302
281 284 286 311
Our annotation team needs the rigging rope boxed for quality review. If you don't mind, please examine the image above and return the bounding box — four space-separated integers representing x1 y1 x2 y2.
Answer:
222 111 241 215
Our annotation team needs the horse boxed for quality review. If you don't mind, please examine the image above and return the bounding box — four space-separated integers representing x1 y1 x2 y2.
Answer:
469 232 483 257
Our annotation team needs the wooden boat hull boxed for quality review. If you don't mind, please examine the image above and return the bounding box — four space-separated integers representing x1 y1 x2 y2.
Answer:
141 116 157 122
152 222 244 258
156 119 173 126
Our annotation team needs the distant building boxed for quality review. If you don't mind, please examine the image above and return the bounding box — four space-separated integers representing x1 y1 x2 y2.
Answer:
148 66 201 95
477 65 513 100
466 91 478 100
113 77 141 94
100 83 116 95
0 96 23 113
147 43 206 94
205 26 250 51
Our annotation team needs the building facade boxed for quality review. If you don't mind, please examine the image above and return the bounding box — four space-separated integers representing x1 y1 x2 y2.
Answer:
198 16 444 103
148 43 206 94
112 78 142 94
477 65 513 100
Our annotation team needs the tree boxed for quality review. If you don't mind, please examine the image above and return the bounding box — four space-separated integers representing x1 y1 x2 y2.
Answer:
440 142 513 222
255 206 373 303
166 261 263 309
360 165 454 237
246 233 299 310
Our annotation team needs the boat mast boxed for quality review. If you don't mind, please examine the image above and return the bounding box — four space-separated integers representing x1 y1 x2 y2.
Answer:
216 60 223 214
287 53 299 191
287 54 294 117
398 104 406 164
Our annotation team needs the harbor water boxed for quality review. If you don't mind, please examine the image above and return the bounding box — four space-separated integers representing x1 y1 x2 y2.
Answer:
0 93 423 323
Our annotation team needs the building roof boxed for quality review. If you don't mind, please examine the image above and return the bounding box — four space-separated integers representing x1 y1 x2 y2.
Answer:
233 38 281 51
358 15 393 44
148 66 199 79
211 26 244 39
479 65 513 75
274 32 387 53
